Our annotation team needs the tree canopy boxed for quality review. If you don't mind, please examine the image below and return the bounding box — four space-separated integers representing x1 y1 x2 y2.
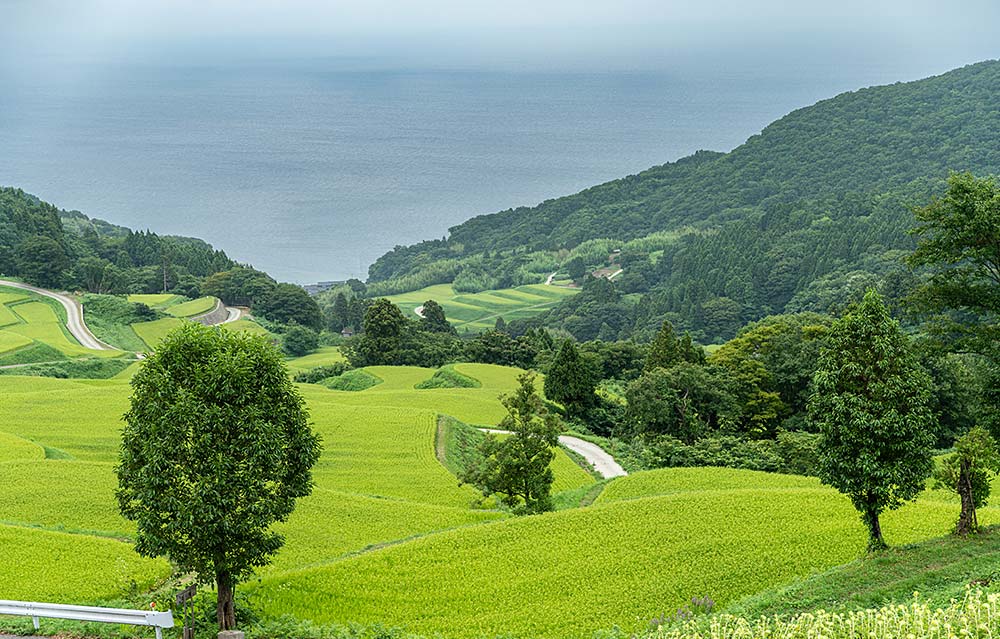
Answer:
115 323 321 630
809 290 935 551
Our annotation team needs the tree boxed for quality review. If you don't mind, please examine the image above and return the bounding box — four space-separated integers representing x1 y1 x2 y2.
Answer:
908 173 1000 439
644 320 702 371
544 339 598 416
115 323 321 631
465 329 538 369
328 292 349 332
256 283 323 329
566 257 587 282
420 299 456 334
933 426 1000 536
460 373 560 513
72 256 114 293
343 298 407 366
282 324 319 356
907 172 1000 356
808 290 935 551
626 362 729 442
16 235 69 288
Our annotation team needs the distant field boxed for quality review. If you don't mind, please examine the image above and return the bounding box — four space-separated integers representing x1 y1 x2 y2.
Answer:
285 346 346 374
0 286 123 360
130 317 183 349
127 294 219 317
126 293 179 308
131 316 271 350
388 283 578 332
164 296 217 317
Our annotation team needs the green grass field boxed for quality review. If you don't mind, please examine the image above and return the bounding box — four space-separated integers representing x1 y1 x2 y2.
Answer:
126 294 179 308
387 283 578 332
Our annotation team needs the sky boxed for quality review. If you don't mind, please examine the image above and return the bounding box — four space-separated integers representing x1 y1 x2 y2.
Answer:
2 0 1000 74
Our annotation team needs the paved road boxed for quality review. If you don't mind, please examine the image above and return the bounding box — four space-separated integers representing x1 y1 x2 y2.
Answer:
0 279 115 350
222 306 242 323
479 428 627 479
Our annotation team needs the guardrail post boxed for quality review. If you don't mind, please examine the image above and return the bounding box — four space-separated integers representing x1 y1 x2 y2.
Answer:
32 616 39 630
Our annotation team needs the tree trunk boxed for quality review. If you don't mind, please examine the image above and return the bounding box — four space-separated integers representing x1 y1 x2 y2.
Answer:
216 571 236 631
956 457 978 536
863 505 887 552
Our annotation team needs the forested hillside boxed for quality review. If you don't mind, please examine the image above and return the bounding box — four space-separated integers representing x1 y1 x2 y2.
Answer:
368 60 1000 342
0 188 234 294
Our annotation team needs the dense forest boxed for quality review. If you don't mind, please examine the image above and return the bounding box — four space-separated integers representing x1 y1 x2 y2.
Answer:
366 60 1000 342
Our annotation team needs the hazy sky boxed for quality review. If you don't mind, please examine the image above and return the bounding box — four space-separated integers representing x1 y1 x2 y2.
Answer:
3 0 999 73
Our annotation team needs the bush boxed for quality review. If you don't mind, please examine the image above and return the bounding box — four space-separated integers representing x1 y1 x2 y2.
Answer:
293 362 353 384
283 325 319 356
415 366 481 389
324 369 383 391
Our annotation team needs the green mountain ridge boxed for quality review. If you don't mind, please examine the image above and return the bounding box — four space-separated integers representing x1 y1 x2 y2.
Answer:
366 60 1000 342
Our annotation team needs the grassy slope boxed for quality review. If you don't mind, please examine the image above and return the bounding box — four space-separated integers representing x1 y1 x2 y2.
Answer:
253 467 1000 639
0 362 589 612
164 296 217 317
727 525 1000 618
284 346 346 375
387 283 578 332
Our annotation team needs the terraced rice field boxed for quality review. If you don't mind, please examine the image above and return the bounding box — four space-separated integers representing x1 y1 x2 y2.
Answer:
131 316 270 350
388 283 578 332
285 346 346 374
0 361 590 613
0 287 123 359
255 467 1000 638
2 354 975 639
164 296 217 317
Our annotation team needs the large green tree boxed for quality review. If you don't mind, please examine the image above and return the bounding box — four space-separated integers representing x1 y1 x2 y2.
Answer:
343 298 408 366
115 324 321 630
256 283 323 329
461 373 560 514
808 290 935 551
908 172 1000 438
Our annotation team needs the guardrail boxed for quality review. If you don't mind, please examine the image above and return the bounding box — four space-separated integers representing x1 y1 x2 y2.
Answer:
0 600 174 639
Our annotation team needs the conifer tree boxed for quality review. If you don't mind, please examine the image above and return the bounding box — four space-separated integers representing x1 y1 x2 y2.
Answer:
544 339 598 416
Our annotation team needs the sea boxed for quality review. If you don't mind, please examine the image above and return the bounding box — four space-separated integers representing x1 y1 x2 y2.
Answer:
0 59 968 283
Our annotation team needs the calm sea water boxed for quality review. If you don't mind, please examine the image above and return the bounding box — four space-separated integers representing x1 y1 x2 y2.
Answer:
0 61 944 282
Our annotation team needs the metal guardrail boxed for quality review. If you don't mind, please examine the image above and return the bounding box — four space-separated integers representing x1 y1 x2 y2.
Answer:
0 600 175 639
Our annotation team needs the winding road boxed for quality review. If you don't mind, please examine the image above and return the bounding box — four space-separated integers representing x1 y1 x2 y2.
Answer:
479 428 627 479
0 279 115 350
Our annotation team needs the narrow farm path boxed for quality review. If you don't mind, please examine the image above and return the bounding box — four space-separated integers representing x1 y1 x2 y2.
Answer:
545 271 557 285
479 428 627 479
0 279 115 350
